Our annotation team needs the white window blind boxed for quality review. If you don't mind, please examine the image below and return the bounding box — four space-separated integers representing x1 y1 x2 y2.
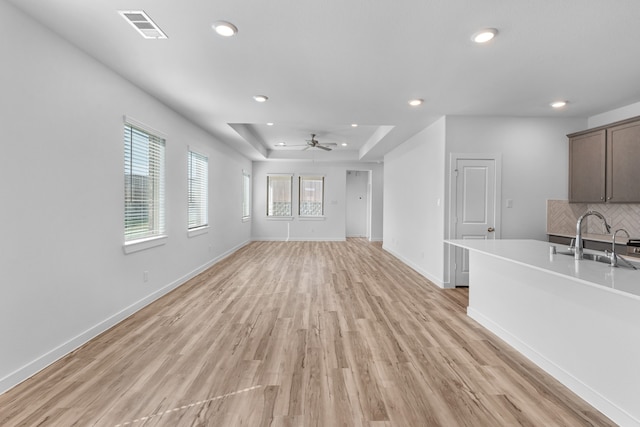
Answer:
124 123 166 242
242 171 251 219
188 150 208 229
299 176 324 216
267 175 292 216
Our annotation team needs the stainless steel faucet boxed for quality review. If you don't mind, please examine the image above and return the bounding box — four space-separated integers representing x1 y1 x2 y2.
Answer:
575 210 611 260
609 228 637 269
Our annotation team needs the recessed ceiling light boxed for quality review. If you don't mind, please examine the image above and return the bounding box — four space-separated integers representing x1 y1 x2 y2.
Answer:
266 122 274 126
212 21 238 37
341 143 348 147
408 98 424 107
253 95 268 102
471 28 498 43
351 124 358 127
551 100 568 108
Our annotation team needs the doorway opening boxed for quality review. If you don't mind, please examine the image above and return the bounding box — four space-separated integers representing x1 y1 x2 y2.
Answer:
346 170 371 239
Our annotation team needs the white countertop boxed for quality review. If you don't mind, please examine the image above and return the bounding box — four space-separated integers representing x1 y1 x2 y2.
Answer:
446 239 640 299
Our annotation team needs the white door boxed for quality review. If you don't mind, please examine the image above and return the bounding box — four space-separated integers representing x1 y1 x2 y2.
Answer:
454 158 498 286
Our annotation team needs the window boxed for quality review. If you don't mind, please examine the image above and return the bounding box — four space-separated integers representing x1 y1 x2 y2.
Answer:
188 150 208 229
267 175 292 217
242 170 251 220
124 122 166 242
299 176 324 216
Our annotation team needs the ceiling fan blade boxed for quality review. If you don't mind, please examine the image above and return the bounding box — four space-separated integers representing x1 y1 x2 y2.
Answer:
316 145 332 151
302 146 310 151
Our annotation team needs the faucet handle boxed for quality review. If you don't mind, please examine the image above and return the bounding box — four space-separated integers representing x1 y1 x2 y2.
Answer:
569 238 584 248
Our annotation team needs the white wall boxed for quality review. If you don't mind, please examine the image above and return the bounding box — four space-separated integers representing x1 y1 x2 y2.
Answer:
383 116 589 288
445 116 586 241
0 2 251 394
383 117 447 286
251 161 383 241
588 101 640 128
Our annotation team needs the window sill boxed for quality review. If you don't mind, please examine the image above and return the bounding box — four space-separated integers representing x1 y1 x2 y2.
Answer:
123 235 168 254
298 216 326 221
241 216 251 223
188 226 209 238
266 216 294 221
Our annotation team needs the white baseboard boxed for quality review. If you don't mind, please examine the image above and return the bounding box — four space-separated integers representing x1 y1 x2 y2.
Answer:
251 237 346 242
467 308 640 427
382 245 445 288
0 240 250 396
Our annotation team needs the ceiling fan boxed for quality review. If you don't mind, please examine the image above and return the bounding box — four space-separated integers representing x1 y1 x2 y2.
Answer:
287 134 337 151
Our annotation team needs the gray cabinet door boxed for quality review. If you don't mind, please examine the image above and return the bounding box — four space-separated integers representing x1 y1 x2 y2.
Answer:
607 120 640 202
569 130 606 202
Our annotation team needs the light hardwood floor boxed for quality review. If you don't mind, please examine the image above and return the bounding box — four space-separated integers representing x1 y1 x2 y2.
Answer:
0 239 615 426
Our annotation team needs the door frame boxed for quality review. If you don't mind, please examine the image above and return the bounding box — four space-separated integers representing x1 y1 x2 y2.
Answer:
447 153 502 287
345 169 372 240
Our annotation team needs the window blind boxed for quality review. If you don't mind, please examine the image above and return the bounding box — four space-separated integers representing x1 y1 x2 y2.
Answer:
188 150 208 229
124 124 166 241
267 175 292 216
299 176 324 216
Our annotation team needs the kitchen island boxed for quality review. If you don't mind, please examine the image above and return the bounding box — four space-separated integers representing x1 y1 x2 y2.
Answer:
446 239 640 427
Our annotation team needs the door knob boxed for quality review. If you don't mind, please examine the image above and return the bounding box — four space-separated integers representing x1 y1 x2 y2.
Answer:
487 227 495 232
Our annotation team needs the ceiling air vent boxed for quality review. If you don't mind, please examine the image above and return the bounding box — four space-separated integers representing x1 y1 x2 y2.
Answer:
118 10 167 39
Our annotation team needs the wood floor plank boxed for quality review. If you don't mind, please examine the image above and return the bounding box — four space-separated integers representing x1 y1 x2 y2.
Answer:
0 239 617 426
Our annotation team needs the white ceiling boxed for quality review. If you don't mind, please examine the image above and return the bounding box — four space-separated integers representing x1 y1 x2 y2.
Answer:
9 0 640 161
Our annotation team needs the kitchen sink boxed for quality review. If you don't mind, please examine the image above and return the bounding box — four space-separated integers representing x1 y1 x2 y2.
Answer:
581 253 612 264
556 249 637 269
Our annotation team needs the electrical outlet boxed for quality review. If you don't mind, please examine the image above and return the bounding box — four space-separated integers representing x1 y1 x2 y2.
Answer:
143 271 148 282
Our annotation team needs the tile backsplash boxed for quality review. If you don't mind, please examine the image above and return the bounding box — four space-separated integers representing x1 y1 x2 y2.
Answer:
547 200 640 237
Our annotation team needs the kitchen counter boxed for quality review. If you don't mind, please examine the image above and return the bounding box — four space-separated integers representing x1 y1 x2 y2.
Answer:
448 238 639 298
446 239 640 427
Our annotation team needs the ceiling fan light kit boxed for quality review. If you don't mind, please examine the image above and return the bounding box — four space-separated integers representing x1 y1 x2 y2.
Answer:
278 134 338 151
306 134 333 151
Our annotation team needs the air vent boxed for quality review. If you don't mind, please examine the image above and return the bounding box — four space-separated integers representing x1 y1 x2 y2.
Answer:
118 10 167 39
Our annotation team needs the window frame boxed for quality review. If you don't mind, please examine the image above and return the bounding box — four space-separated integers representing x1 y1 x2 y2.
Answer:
242 170 251 222
123 117 167 253
187 148 209 234
266 174 293 219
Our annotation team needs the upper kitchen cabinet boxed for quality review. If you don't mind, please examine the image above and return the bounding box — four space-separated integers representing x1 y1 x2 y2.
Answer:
606 120 640 202
568 116 640 203
569 129 606 202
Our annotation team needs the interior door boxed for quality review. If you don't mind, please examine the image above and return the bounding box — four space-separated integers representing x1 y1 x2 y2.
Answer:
454 158 497 286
